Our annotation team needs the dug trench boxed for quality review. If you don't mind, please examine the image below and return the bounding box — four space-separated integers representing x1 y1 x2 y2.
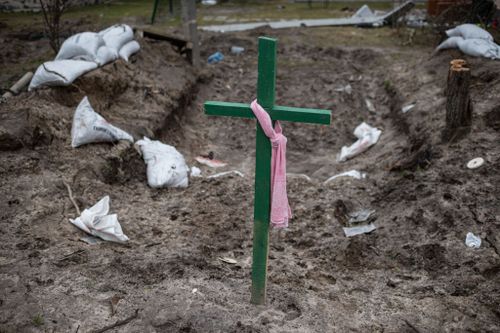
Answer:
0 27 499 332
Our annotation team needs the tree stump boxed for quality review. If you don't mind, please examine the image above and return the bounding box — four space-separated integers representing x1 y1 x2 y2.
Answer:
442 59 473 142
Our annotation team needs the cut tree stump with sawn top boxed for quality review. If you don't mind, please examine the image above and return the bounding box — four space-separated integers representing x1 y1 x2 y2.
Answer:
442 59 473 143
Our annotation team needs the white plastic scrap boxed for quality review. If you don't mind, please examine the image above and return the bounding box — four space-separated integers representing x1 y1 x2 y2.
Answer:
402 104 416 113
29 60 98 91
324 170 366 184
343 224 376 237
365 99 376 113
335 84 352 95
446 24 493 42
467 157 485 169
55 32 104 62
190 166 202 177
119 40 141 62
69 196 129 243
135 137 189 188
71 96 133 148
337 122 382 162
465 232 481 248
207 170 244 179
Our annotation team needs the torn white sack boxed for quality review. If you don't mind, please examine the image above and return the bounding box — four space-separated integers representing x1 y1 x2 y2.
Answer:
436 36 464 51
337 122 382 162
343 223 376 237
99 24 134 54
135 137 189 188
69 196 129 243
446 24 493 42
55 32 104 62
457 38 500 60
119 40 141 62
71 96 134 147
324 170 366 184
28 60 98 90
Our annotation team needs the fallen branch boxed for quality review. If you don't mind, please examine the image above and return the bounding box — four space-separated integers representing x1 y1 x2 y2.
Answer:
62 179 81 216
91 309 139 333
1 72 33 99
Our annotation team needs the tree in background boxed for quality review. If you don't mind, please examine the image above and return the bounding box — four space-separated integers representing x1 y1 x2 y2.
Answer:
39 0 69 54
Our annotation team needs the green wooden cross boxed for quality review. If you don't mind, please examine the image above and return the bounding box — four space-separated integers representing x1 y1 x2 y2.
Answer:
204 36 331 305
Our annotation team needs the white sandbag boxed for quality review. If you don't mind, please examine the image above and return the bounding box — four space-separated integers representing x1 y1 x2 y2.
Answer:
135 137 189 188
99 24 134 53
118 40 140 62
55 32 104 62
337 122 382 162
446 24 493 42
96 45 118 66
457 38 500 59
28 60 98 90
436 36 464 51
71 96 133 148
69 196 129 243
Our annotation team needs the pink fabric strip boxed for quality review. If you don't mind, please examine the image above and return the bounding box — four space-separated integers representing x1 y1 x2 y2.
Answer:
250 100 292 228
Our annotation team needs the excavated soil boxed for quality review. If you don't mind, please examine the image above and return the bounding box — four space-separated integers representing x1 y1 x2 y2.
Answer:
0 25 499 333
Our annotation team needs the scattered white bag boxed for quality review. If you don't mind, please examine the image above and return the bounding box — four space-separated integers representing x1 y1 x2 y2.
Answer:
119 40 140 62
55 32 104 62
324 170 366 184
337 122 382 162
99 24 134 54
29 60 98 90
135 137 189 188
69 196 129 243
446 24 493 42
457 38 500 59
71 96 133 148
96 45 118 66
436 36 465 51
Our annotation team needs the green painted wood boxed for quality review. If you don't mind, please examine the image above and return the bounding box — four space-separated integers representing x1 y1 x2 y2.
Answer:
272 105 331 124
150 0 160 24
205 101 331 125
250 36 277 305
205 101 254 119
202 36 332 306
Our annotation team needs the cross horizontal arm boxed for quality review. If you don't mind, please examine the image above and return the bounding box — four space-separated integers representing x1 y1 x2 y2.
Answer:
204 101 331 125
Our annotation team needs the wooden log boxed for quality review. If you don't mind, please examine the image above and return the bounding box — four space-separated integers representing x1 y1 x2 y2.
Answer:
181 0 200 68
2 72 33 99
442 59 473 142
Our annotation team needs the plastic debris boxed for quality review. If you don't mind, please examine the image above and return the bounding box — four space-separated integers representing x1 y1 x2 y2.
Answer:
402 104 416 113
324 170 366 184
335 84 352 95
135 137 189 188
69 196 129 243
71 96 133 148
195 156 227 168
231 46 245 54
207 170 244 179
365 99 376 113
218 257 237 264
337 122 382 162
465 232 481 248
207 52 224 64
467 157 485 169
352 4 374 18
190 166 202 177
349 209 376 224
343 224 376 237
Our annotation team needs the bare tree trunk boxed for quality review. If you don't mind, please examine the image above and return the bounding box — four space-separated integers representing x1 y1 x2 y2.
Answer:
442 59 473 142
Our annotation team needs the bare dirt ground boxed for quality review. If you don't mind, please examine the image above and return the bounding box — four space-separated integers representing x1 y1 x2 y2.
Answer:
1 19 500 333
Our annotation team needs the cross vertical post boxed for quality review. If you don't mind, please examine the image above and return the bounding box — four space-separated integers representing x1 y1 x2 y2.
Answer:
203 36 331 305
251 37 276 305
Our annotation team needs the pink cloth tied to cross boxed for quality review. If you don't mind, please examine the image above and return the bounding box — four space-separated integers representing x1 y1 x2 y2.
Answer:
250 100 292 228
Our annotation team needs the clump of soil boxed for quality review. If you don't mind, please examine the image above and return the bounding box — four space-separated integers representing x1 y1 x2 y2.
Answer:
0 24 499 333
